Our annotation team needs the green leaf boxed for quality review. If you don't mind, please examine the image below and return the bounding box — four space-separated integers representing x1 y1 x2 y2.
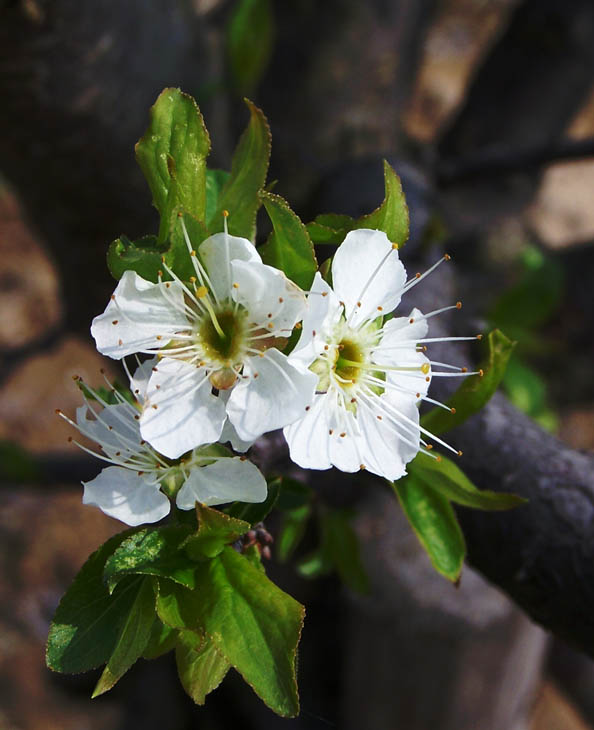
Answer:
227 0 275 95
155 579 202 633
176 630 230 705
296 549 332 579
421 329 515 437
276 476 313 511
210 100 271 239
392 478 465 582
136 88 210 242
226 477 280 524
104 525 197 592
183 503 250 560
0 440 41 482
320 509 369 594
277 505 311 563
260 192 317 289
306 213 356 245
206 168 231 227
92 576 155 697
142 619 178 660
408 454 526 511
192 547 304 717
354 160 409 246
107 235 164 283
46 529 143 674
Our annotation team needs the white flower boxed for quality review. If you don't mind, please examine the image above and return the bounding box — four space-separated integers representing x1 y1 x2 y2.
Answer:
284 229 480 480
91 217 317 458
58 378 267 526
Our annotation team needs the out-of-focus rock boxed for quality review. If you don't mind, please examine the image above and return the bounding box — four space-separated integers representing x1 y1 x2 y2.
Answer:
530 682 591 730
559 408 594 452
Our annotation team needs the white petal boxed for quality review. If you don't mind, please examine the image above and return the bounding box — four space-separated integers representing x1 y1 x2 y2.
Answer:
176 458 267 509
227 349 318 441
219 418 256 453
289 272 342 368
129 357 159 404
327 405 363 473
82 466 170 526
284 393 332 470
231 260 307 333
199 233 261 301
76 402 142 460
91 271 189 359
331 229 406 326
139 359 226 458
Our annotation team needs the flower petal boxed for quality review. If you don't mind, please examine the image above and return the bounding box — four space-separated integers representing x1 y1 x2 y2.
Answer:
82 466 170 526
140 358 226 458
331 229 406 326
231 260 307 333
283 393 332 470
129 357 159 404
91 271 189 359
76 402 143 460
289 272 342 368
176 458 267 509
227 349 318 441
199 232 261 301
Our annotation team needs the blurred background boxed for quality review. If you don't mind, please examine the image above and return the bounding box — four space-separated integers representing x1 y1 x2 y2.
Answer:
1 0 594 728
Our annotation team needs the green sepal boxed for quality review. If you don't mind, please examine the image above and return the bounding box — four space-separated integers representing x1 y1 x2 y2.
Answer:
103 525 197 593
142 618 178 660
135 88 210 242
226 0 275 96
175 630 231 705
421 329 515 437
407 454 526 511
226 476 281 525
260 191 317 289
92 576 156 697
46 529 143 674
319 509 369 594
210 99 271 240
392 478 466 582
353 160 409 246
192 547 304 717
183 503 250 560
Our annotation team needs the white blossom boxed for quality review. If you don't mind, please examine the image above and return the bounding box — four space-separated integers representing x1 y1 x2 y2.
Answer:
58 377 267 526
91 216 317 458
284 229 480 480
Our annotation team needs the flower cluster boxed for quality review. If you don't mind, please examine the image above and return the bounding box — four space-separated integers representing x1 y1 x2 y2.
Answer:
62 218 478 526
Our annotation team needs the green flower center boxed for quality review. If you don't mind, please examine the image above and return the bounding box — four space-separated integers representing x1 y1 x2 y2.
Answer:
334 339 364 382
197 307 247 364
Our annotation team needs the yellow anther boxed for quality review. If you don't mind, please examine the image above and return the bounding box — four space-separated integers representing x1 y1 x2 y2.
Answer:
222 209 229 218
233 282 239 289
157 270 163 277
189 276 197 283
426 444 433 450
457 450 463 457
451 407 456 414
461 367 467 373
190 250 197 257
196 285 208 298
421 362 430 375
479 369 484 377
359 464 366 470
476 334 483 340
435 455 442 462
456 301 462 309
377 306 383 311
444 253 451 261
415 272 421 279
391 242 399 250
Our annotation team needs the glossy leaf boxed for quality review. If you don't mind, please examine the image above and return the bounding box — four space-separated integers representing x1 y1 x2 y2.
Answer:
135 88 210 242
211 100 271 239
92 576 155 697
176 630 230 705
393 478 465 582
226 477 280 524
227 0 275 95
421 329 515 436
321 509 369 594
104 525 196 592
183 503 250 560
408 454 526 511
46 529 142 673
260 192 317 289
192 547 304 717
354 160 409 246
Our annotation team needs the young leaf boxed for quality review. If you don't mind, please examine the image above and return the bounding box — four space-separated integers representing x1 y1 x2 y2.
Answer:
421 329 515 436
226 477 280 524
392 478 465 582
46 529 142 674
183 503 250 560
135 88 210 242
176 630 231 705
92 576 155 697
320 509 369 594
142 619 178 660
206 168 231 227
306 213 356 246
210 100 271 239
192 546 304 717
260 192 317 289
103 525 197 592
407 454 526 511
107 235 164 283
155 579 202 633
277 504 311 563
354 160 409 247
227 0 275 96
